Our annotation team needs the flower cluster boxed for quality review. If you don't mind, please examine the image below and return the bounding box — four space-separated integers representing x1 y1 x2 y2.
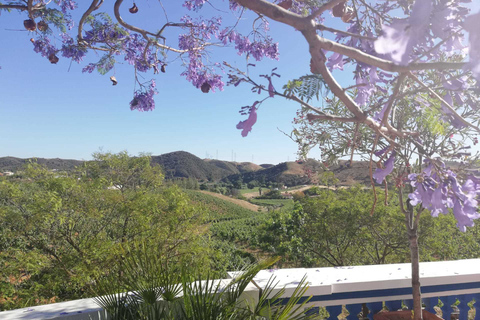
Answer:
60 34 86 63
178 16 226 91
32 37 57 58
130 80 158 112
83 23 128 45
408 159 480 231
374 0 473 65
82 63 96 74
183 0 207 11
124 34 154 73
54 0 77 14
218 29 279 61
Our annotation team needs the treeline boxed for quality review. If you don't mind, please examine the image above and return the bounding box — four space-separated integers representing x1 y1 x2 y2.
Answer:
1 154 479 311
231 187 480 268
0 152 239 310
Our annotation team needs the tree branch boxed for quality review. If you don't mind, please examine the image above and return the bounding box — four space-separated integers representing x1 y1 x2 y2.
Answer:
307 48 367 120
113 0 189 53
0 4 27 11
284 93 327 115
407 72 480 133
316 24 376 41
307 114 360 123
78 0 104 45
310 35 465 73
381 74 406 127
308 0 345 20
237 0 464 73
235 0 312 31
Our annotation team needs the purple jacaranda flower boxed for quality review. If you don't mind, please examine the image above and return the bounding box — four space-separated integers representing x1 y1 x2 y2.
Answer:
369 67 380 83
82 63 96 73
441 93 466 129
408 160 480 231
326 52 344 70
268 77 275 97
430 187 448 217
130 80 158 112
431 2 468 56
55 0 77 14
229 1 240 11
183 0 207 11
60 34 87 63
374 0 433 65
217 29 279 61
464 11 480 81
354 73 375 106
374 146 388 157
443 76 469 91
453 196 480 232
373 151 396 184
236 102 259 137
32 37 57 58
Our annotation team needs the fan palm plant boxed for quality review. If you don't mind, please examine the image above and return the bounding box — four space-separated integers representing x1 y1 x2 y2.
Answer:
93 242 318 320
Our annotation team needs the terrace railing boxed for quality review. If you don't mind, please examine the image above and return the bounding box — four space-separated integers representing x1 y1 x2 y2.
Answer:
1 259 479 320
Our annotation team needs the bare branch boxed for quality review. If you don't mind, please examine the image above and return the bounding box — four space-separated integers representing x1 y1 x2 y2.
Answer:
157 22 191 38
0 4 27 11
285 94 327 116
27 0 34 19
310 35 465 73
316 24 376 41
237 0 464 73
307 114 360 123
235 0 311 31
113 0 188 53
381 74 406 125
407 72 480 133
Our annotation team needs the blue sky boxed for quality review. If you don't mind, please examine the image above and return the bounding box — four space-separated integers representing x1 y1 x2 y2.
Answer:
0 1 325 165
1 1 479 165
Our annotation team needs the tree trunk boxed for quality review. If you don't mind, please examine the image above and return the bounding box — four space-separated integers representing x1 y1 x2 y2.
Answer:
408 227 423 320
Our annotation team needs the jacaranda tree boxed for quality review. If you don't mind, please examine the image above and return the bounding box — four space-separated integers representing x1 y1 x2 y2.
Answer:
2 0 480 319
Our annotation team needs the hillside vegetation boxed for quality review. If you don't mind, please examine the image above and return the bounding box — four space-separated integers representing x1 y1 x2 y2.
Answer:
183 190 260 221
1 151 377 187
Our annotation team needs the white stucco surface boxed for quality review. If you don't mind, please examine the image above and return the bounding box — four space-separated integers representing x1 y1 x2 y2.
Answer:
2 259 480 319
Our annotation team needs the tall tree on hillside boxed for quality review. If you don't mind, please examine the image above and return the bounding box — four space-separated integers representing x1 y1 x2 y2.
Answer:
0 153 208 309
3 1 480 318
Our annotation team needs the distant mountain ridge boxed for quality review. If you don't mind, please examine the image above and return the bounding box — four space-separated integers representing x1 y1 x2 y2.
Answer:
0 156 83 172
0 151 268 181
0 151 374 186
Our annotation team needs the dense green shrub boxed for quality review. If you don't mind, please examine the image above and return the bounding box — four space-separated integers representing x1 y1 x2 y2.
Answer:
0 153 210 310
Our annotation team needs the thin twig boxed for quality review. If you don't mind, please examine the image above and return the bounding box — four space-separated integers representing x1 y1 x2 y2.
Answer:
350 123 360 166
408 72 480 133
316 24 376 41
113 0 191 53
369 135 380 216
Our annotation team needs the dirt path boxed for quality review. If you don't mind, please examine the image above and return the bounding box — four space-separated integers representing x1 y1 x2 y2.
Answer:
198 190 263 212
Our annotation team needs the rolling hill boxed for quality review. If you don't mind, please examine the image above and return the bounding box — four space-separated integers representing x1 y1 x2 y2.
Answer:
0 156 83 171
0 151 374 186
